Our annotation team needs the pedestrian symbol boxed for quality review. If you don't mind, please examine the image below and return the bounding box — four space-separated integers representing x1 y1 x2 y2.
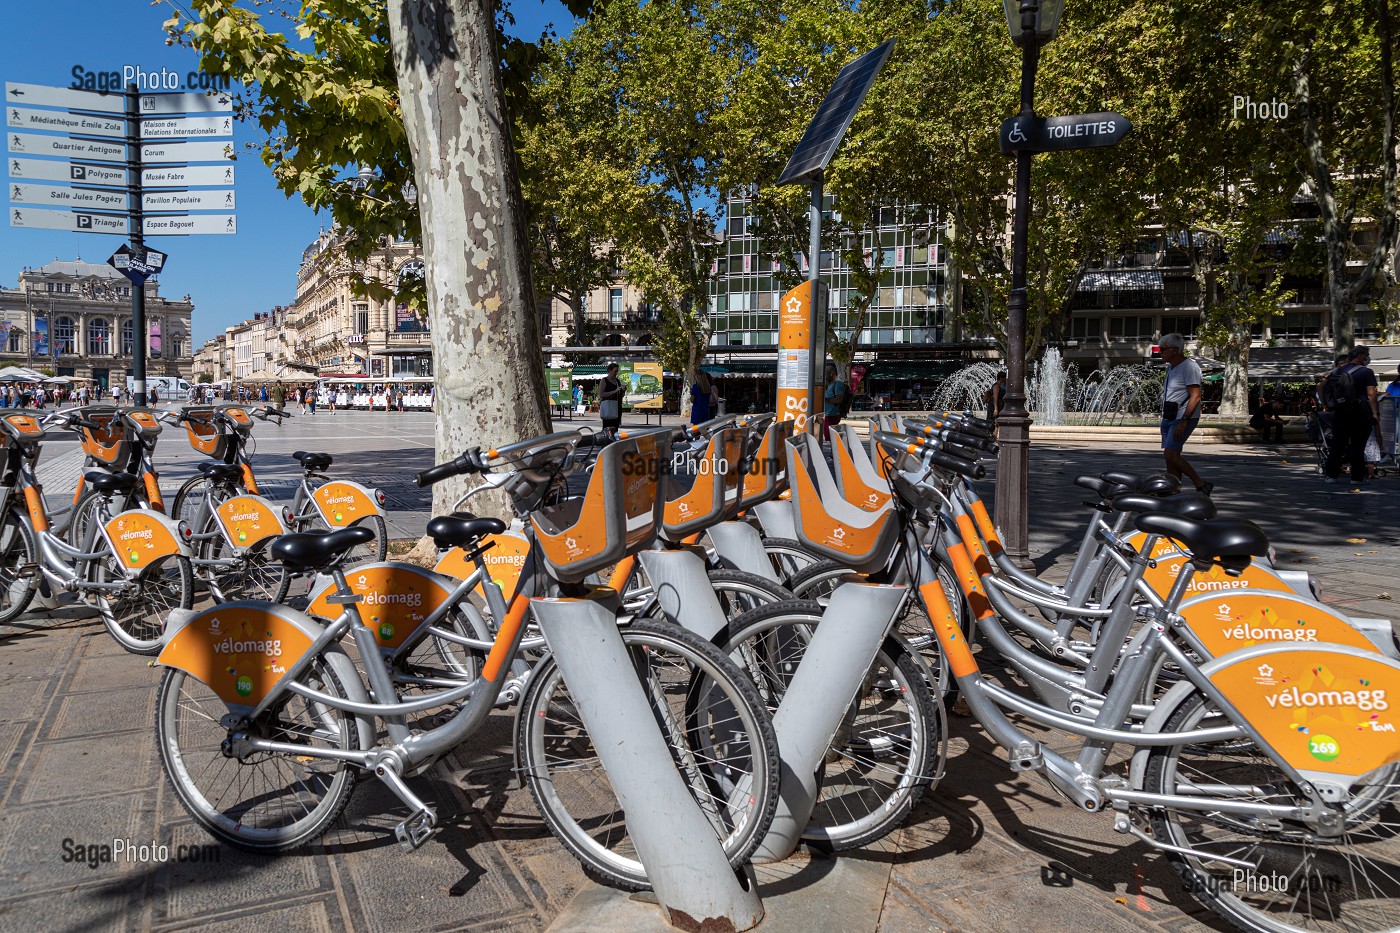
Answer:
222 118 230 132
224 192 233 206
225 217 234 229
11 136 21 149
9 110 18 122
223 167 232 182
10 185 18 199
12 210 20 222
10 160 19 173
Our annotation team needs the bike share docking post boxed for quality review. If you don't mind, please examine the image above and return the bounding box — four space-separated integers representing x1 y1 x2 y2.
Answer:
636 549 732 639
531 595 765 931
706 521 781 584
753 580 906 862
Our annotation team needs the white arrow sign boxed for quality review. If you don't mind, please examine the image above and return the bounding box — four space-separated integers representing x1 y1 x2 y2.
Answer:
140 140 234 163
9 158 128 187
10 206 128 233
5 106 125 139
140 115 234 139
5 82 124 115
138 91 233 115
144 213 237 235
143 189 235 211
9 182 127 211
8 132 125 163
141 164 234 187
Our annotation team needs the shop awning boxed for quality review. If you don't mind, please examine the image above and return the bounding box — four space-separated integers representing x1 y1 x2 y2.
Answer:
702 361 777 379
1077 270 1165 292
866 361 966 381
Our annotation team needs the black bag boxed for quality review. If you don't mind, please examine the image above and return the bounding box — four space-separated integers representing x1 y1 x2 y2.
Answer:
1162 400 1180 420
1322 366 1361 410
836 382 854 419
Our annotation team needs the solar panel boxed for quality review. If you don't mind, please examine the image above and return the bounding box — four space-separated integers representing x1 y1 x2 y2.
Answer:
775 39 895 187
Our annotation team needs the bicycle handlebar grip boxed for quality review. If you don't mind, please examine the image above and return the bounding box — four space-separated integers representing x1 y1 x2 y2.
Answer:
942 440 987 463
947 431 998 455
414 450 478 487
959 414 996 434
927 449 985 480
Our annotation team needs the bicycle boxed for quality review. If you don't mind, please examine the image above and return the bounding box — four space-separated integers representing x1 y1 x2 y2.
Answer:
0 410 194 653
156 428 781 891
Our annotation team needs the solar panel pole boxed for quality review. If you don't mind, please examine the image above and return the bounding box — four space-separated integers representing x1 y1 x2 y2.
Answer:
808 173 825 435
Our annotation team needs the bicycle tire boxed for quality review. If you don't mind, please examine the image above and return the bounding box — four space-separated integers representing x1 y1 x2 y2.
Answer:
67 485 141 549
92 550 193 655
170 475 210 530
0 510 37 625
715 600 940 849
156 658 360 853
760 536 823 583
516 618 781 891
1144 689 1400 933
200 509 289 603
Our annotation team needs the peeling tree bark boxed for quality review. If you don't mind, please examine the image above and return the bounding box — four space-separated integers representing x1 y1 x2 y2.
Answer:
388 0 551 517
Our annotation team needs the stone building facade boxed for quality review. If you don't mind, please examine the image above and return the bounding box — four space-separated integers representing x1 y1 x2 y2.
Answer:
0 260 193 388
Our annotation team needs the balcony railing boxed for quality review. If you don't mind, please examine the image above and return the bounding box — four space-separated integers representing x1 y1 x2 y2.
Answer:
386 331 431 346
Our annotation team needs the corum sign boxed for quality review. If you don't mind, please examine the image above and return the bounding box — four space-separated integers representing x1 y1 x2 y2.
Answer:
70 65 231 93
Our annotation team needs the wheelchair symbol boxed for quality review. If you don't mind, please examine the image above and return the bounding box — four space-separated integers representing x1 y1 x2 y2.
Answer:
1007 123 1029 145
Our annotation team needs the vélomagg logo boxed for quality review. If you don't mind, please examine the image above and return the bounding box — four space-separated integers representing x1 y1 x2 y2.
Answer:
1265 686 1389 712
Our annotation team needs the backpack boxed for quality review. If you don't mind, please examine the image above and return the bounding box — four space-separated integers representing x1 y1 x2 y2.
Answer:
836 381 854 419
1322 365 1361 410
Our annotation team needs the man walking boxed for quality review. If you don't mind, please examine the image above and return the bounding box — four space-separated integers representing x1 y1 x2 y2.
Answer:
1322 345 1380 484
1159 333 1212 495
822 363 849 444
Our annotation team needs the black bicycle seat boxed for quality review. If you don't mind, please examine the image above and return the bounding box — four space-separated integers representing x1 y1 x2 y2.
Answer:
271 526 375 571
1133 513 1269 564
292 451 333 472
426 512 507 550
196 461 244 483
1074 475 1131 499
84 471 140 495
1112 492 1217 521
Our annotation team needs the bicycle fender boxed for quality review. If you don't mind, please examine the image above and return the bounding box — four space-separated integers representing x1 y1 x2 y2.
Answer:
102 507 190 574
211 493 288 553
434 530 530 602
311 480 382 527
159 601 352 718
305 561 457 658
1176 591 1381 660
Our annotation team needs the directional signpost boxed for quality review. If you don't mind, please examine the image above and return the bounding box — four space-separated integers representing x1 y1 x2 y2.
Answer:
5 79 237 397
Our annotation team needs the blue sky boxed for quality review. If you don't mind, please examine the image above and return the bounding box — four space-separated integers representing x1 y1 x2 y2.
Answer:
0 0 577 346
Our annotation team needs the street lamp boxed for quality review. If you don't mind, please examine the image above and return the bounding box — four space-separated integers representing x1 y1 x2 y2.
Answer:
995 0 1064 567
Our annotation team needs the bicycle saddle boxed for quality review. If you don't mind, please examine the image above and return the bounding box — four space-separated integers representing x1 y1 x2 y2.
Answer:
196 461 244 483
1111 492 1217 521
1132 513 1269 566
292 450 333 472
270 526 375 571
84 471 140 495
426 512 507 549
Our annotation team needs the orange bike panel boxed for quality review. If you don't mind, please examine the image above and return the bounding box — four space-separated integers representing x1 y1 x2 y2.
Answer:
306 563 454 652
946 541 993 620
127 410 160 432
1144 550 1292 599
312 481 379 527
103 509 181 570
24 485 48 532
159 605 314 710
81 413 128 466
956 513 994 578
1209 646 1400 782
831 434 891 512
433 531 531 603
969 498 1004 556
214 495 284 550
239 463 259 495
1179 593 1379 658
3 413 43 437
921 581 978 678
788 452 893 558
224 407 253 428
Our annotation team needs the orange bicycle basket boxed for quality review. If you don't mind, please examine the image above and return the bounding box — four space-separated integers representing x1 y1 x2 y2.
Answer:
183 408 230 459
738 419 792 510
785 433 899 574
532 430 666 583
660 426 745 542
81 409 133 469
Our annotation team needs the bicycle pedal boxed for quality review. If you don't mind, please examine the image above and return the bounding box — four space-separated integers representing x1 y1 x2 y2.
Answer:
394 809 438 851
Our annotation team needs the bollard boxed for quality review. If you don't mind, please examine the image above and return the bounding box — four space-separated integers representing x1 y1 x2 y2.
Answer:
706 520 781 584
752 581 906 862
636 549 730 640
532 597 765 931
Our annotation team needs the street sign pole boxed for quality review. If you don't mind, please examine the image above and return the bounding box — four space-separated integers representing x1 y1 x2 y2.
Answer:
125 82 145 400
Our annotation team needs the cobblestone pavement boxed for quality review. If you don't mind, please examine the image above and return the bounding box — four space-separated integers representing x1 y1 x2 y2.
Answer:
0 409 1395 932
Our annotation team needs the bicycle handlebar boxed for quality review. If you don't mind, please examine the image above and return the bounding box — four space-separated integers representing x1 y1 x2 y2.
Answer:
415 449 486 487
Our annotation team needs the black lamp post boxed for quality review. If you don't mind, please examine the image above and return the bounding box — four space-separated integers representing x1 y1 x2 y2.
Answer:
996 0 1064 567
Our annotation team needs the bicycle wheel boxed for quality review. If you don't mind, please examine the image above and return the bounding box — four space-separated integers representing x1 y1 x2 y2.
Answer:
516 618 780 890
1144 690 1400 933
761 536 823 583
627 565 792 625
91 552 193 655
0 510 37 624
66 486 140 549
171 475 210 530
156 657 360 852
203 518 289 603
717 600 940 849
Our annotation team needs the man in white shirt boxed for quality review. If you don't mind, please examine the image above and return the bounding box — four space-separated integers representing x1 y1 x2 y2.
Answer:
1159 333 1212 496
